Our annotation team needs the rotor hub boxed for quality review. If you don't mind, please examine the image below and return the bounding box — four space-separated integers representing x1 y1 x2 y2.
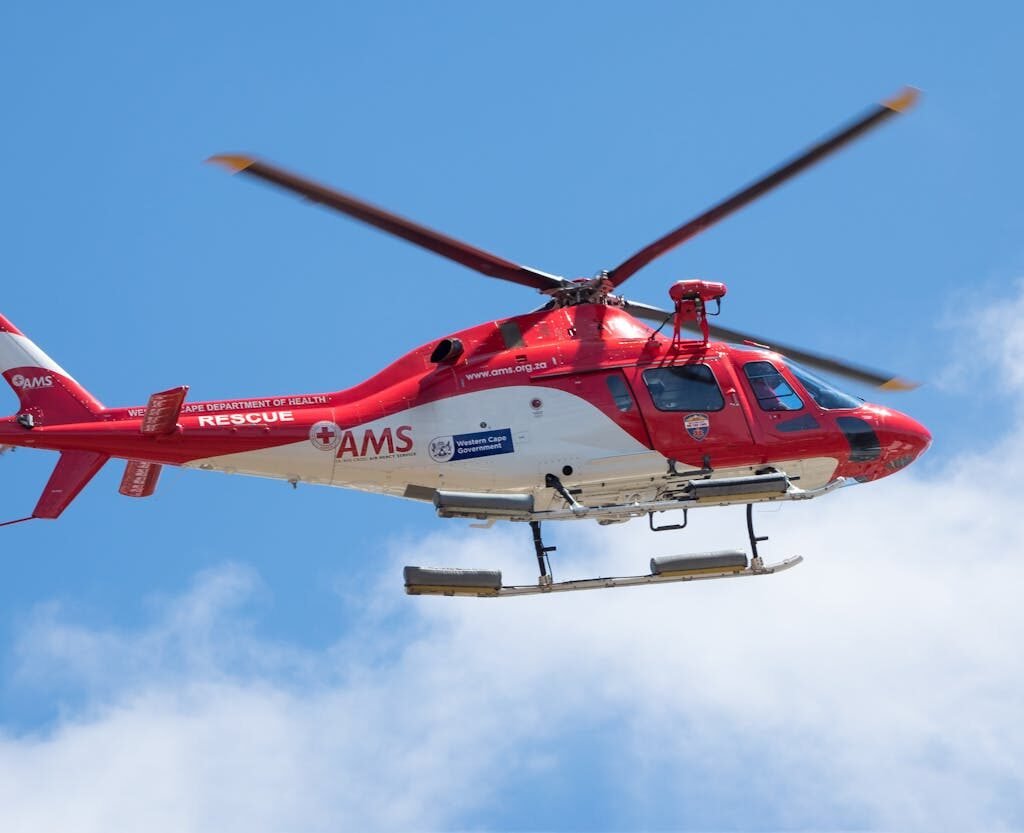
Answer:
545 272 618 308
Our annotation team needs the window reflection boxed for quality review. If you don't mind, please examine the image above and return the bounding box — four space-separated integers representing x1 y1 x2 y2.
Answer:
788 362 862 410
606 374 635 412
642 365 724 412
743 361 803 412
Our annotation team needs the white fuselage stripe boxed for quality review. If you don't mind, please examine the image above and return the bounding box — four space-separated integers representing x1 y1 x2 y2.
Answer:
0 332 73 379
180 386 841 501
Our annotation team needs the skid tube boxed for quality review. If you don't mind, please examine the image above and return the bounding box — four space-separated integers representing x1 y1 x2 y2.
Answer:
403 554 803 598
493 555 802 597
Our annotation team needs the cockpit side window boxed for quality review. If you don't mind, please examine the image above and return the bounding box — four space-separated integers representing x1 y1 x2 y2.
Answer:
788 362 862 410
642 364 724 412
743 361 804 412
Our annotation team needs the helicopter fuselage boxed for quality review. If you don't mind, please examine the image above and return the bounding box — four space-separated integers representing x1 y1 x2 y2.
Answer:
1 302 930 520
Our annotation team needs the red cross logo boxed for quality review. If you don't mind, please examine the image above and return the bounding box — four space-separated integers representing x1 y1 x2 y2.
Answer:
309 420 342 451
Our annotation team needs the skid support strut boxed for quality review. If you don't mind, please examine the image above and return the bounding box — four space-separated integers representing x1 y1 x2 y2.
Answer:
746 503 769 569
545 473 583 513
530 521 555 585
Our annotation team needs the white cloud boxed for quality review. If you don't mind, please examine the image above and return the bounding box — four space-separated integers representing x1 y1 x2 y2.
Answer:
940 276 1024 402
976 278 1024 395
3 296 1024 832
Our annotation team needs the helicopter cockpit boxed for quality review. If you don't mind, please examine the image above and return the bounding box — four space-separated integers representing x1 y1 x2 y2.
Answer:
785 362 863 410
743 358 864 412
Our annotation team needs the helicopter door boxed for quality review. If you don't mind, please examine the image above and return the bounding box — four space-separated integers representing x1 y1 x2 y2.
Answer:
737 358 831 444
628 359 755 468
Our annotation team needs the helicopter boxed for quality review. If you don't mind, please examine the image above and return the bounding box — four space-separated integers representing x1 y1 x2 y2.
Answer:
0 87 929 598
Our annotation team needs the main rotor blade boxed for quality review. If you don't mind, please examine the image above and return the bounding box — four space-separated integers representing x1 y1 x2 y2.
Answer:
624 300 918 391
207 155 567 293
607 87 919 288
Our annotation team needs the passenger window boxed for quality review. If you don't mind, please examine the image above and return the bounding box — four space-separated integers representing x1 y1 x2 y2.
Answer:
606 374 635 412
743 361 804 412
642 365 724 412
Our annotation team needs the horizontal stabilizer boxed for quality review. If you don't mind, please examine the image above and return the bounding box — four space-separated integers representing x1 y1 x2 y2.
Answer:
119 459 162 498
33 450 109 519
140 385 188 435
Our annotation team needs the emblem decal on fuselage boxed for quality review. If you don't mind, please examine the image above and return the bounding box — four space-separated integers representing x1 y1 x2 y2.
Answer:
429 436 455 462
429 428 514 463
684 413 710 441
309 420 343 451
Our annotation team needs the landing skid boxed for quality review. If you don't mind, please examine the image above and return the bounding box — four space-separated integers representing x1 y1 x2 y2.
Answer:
405 553 802 598
405 496 802 599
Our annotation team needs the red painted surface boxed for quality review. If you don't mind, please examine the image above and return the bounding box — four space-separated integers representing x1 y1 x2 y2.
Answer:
33 450 109 519
119 459 162 498
0 314 24 336
2 367 105 425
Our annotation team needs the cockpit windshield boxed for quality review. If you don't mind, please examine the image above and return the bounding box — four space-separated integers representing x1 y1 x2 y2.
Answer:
788 362 862 410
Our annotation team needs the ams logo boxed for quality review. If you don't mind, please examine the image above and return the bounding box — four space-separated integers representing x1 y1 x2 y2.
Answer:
11 373 54 390
336 425 414 460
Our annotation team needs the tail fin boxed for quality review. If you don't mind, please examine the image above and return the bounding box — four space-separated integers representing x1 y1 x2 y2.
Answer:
0 313 104 425
34 450 110 518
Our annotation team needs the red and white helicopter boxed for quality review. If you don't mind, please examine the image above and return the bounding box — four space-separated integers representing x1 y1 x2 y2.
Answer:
0 88 929 597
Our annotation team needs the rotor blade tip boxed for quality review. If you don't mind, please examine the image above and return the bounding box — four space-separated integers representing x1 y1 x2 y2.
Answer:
206 154 256 173
882 86 920 113
879 377 920 392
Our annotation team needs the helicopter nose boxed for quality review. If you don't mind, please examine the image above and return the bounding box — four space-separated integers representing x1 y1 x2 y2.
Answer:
874 409 931 475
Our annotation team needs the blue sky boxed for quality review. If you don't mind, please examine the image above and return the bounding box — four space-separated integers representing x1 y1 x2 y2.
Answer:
1 3 1023 831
